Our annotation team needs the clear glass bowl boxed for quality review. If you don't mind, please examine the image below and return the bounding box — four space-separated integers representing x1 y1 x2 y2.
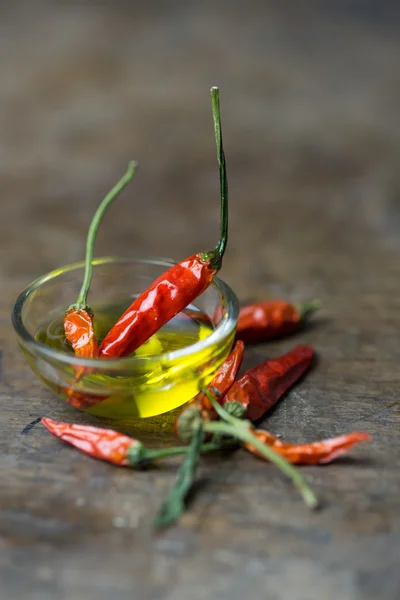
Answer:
12 257 239 420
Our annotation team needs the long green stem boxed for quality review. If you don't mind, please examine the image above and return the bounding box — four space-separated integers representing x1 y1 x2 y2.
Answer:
202 87 228 271
73 161 138 310
152 422 204 530
203 390 318 509
127 440 236 467
204 421 317 509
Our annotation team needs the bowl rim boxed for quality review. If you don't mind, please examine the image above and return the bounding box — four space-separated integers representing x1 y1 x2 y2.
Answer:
12 256 239 369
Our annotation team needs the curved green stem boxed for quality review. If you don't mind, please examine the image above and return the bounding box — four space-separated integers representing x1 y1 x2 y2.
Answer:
203 390 318 509
202 87 228 271
72 161 138 310
204 421 317 509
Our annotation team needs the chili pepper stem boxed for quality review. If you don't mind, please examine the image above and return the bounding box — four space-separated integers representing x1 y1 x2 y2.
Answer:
71 161 138 311
201 87 228 271
127 440 236 467
297 300 320 320
204 420 317 509
203 389 318 509
152 422 204 530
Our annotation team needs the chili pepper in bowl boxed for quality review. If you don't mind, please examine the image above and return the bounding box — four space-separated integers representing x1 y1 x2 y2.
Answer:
236 299 319 345
99 87 229 358
63 162 137 359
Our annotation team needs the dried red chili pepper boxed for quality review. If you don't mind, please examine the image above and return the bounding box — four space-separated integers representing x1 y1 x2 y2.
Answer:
236 300 319 345
245 430 371 464
221 344 314 422
174 340 244 437
64 162 137 359
42 418 138 465
41 418 225 467
99 87 229 358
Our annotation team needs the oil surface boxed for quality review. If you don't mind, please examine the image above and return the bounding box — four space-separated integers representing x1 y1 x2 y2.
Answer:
34 303 229 419
36 303 213 357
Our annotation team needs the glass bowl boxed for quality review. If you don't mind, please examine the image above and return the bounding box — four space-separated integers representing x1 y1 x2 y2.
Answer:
12 257 239 420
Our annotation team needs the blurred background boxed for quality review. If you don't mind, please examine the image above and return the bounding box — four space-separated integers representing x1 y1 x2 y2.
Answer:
2 0 400 305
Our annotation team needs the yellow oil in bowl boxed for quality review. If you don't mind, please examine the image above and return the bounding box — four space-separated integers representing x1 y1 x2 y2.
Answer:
35 303 234 419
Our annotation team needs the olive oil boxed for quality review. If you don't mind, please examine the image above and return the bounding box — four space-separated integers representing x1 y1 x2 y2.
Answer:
35 303 232 419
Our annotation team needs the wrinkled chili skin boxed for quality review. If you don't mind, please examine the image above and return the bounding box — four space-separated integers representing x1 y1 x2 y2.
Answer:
236 300 302 344
246 430 371 464
99 254 216 358
63 309 100 408
64 308 99 358
223 344 314 422
42 418 137 465
174 340 244 436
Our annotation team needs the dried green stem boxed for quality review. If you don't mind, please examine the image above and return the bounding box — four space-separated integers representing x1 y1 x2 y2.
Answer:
202 390 318 509
73 161 138 310
127 440 235 467
202 86 228 271
152 421 204 530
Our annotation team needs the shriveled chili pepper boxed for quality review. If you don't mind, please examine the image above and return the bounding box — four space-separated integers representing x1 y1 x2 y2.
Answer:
174 340 244 438
245 430 371 464
41 418 227 467
42 418 138 465
221 344 314 422
99 87 229 359
236 299 319 345
64 309 99 359
64 162 137 359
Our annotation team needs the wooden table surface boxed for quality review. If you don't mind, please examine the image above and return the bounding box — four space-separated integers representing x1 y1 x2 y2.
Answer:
1 1 400 598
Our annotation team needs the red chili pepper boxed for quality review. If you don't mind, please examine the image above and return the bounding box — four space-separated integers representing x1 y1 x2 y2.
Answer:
64 163 137 359
42 418 140 466
174 340 244 437
236 300 319 344
99 88 229 358
41 418 225 469
99 256 218 358
245 430 371 464
222 345 314 422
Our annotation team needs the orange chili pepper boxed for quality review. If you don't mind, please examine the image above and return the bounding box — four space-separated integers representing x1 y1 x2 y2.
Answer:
99 88 229 359
245 430 371 464
236 300 319 344
64 309 98 358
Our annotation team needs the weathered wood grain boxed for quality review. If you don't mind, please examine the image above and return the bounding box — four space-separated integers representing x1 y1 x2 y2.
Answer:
1 1 400 599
